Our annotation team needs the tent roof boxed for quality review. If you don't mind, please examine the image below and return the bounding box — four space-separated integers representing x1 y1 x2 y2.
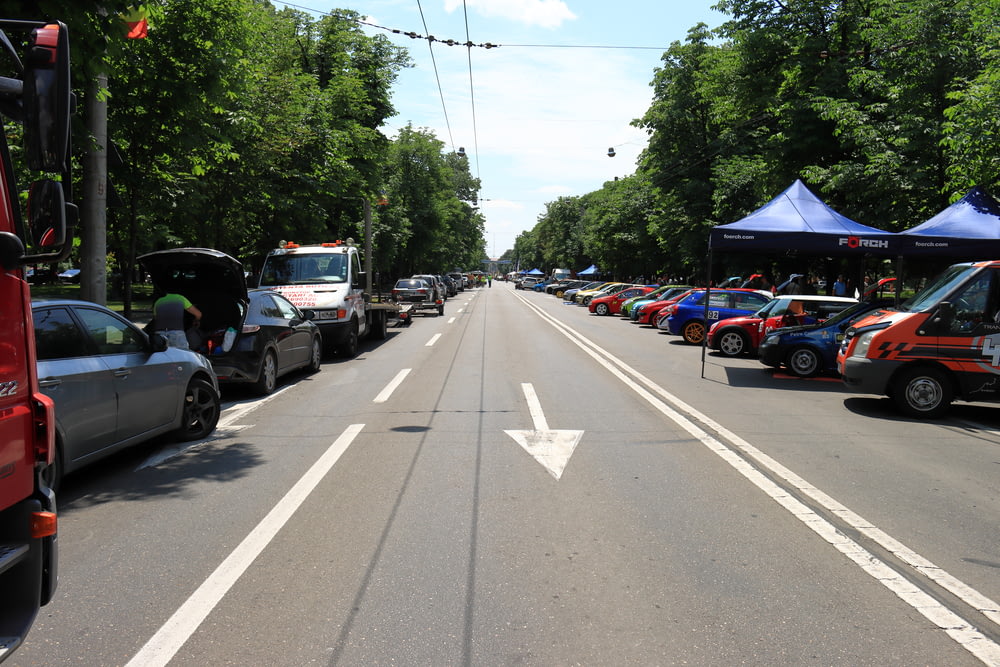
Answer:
709 180 896 255
897 186 1000 256
525 268 544 275
578 264 599 274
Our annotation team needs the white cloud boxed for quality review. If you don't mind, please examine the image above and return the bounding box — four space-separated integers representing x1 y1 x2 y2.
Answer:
444 0 577 29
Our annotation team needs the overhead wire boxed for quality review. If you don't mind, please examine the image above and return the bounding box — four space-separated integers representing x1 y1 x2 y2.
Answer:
461 0 481 180
414 0 457 153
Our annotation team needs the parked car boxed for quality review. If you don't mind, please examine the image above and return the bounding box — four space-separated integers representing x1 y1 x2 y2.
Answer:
758 298 893 377
391 277 444 316
589 286 655 315
632 289 696 325
140 248 322 396
516 276 543 290
546 279 587 297
447 272 466 291
575 282 628 306
412 274 446 302
621 285 692 317
659 289 773 344
57 267 81 283
562 281 604 302
707 295 857 357
440 274 458 297
33 298 221 491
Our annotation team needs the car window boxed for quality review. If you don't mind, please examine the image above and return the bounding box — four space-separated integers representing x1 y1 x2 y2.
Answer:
272 294 301 321
75 307 146 355
33 307 90 360
258 294 284 319
734 292 769 309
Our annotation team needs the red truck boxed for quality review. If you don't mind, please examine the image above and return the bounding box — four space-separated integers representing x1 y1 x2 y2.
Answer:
0 19 74 661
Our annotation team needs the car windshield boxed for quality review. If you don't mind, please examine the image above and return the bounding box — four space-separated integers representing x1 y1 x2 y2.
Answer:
395 280 425 289
900 263 978 312
752 299 782 318
260 253 348 286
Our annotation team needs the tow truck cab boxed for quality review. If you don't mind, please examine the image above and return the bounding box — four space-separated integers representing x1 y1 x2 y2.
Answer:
837 260 1000 418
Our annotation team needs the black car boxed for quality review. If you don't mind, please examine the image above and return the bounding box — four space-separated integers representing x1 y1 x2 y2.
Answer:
140 248 323 395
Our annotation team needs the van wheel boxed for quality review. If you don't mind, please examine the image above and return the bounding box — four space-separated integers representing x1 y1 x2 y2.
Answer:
682 320 705 344
892 366 953 419
176 377 221 440
438 303 444 316
339 320 359 357
786 346 820 377
254 350 278 394
372 313 387 340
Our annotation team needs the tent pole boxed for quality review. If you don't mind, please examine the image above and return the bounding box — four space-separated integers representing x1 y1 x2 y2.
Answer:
895 255 903 307
702 249 712 378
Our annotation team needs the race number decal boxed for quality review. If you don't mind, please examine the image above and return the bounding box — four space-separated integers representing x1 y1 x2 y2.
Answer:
981 333 1000 367
708 310 720 320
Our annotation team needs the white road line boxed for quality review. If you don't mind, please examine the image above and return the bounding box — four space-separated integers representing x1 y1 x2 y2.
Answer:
513 291 1000 666
374 368 411 403
426 333 442 347
448 316 456 324
125 424 365 667
521 383 549 430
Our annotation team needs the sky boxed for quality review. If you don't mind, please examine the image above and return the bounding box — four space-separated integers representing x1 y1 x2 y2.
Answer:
278 0 727 261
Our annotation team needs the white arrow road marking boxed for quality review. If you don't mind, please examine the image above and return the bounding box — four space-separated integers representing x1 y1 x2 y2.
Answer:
505 383 584 480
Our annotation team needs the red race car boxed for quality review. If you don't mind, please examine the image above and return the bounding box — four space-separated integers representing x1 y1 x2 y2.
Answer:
588 285 655 316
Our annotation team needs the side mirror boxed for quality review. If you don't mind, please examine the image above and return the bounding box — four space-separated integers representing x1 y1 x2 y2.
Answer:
0 231 24 271
22 179 72 262
149 332 168 353
301 309 315 321
935 301 955 323
24 22 70 172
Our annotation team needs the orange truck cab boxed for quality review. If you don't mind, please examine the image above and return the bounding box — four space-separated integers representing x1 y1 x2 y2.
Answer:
837 260 1000 418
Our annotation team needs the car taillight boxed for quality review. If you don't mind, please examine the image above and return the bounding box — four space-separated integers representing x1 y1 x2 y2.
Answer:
242 324 260 333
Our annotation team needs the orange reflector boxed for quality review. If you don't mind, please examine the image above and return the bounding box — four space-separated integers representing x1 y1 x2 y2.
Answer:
31 511 57 538
337 309 347 318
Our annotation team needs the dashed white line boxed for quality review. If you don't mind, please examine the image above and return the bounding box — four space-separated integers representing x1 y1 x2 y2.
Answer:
373 368 411 403
426 333 442 347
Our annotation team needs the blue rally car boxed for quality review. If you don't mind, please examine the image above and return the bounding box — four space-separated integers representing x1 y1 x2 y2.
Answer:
758 298 893 377
659 289 772 344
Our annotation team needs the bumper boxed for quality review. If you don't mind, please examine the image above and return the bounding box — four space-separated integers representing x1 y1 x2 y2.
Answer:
757 339 782 367
840 356 901 394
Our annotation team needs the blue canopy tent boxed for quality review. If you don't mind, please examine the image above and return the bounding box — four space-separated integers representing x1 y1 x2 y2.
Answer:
897 186 1000 257
578 264 599 276
709 180 897 256
525 268 544 275
703 180 897 376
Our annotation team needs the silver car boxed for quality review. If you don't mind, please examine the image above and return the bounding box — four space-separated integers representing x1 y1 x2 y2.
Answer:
32 299 221 491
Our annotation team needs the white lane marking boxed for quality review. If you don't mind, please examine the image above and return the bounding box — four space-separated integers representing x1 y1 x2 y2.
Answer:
505 383 584 480
126 423 365 667
374 368 411 403
448 316 456 324
513 291 1000 665
457 308 464 313
136 385 294 470
426 333 442 347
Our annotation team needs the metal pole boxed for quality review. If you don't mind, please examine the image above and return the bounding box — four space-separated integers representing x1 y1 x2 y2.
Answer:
363 198 372 294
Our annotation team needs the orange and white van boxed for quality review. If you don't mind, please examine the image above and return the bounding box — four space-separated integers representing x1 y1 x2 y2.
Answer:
837 260 1000 418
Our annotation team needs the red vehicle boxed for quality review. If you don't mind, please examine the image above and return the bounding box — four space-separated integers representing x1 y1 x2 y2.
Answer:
588 285 654 316
632 289 696 325
707 295 857 357
0 19 73 658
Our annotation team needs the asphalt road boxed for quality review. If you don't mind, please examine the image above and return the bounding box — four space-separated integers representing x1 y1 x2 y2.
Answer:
11 283 1000 666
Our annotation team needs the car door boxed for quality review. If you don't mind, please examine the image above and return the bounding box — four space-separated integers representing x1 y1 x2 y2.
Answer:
261 293 311 372
33 305 118 465
73 306 179 443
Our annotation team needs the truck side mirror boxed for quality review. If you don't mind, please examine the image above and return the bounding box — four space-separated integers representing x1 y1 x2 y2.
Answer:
24 22 70 172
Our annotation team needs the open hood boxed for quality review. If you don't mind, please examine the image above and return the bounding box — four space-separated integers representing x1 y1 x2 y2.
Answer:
139 247 247 304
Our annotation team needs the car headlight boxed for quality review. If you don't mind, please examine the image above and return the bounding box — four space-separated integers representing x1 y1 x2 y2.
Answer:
850 330 876 358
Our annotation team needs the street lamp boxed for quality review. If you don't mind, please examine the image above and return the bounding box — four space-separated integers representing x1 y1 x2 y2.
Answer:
607 147 616 158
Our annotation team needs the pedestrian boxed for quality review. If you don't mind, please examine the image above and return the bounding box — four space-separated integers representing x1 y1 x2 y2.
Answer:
152 291 202 350
488 275 492 287
833 274 847 296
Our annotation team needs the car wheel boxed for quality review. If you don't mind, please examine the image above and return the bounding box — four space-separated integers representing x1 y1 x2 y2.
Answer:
176 377 221 441
786 345 821 377
339 320 359 357
582 296 593 306
308 336 322 373
41 440 64 495
891 366 953 419
438 303 445 316
717 329 749 356
555 289 565 298
681 320 705 344
253 350 278 395
595 303 610 316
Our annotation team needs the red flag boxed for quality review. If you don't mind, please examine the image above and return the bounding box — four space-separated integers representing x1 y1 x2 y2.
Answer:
122 6 148 39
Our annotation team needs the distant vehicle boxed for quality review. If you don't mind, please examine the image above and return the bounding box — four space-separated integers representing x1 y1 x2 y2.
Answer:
622 285 692 318
563 281 604 302
632 289 696 325
57 267 81 283
547 279 588 298
392 277 443 316
707 295 857 357
33 298 221 490
659 289 772 344
589 286 655 316
759 299 892 377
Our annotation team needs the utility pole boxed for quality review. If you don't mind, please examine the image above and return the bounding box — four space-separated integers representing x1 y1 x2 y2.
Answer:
80 74 108 305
